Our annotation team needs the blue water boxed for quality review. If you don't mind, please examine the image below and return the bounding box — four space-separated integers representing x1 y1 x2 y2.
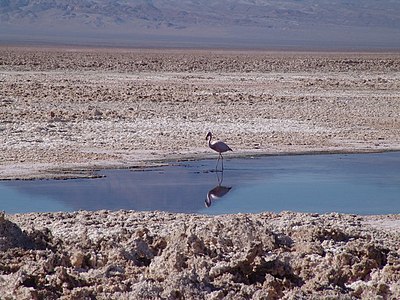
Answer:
1 152 399 215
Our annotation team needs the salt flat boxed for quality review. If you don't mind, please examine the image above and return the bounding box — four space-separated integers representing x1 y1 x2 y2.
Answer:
1 47 399 179
0 47 399 299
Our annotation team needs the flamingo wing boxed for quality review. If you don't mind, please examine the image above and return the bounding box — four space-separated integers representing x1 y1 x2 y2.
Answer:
210 141 232 153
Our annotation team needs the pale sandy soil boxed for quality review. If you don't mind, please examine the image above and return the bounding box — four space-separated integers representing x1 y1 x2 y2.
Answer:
0 47 399 299
0 47 399 179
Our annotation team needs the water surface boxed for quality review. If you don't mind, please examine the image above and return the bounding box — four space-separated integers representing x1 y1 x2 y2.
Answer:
1 152 399 215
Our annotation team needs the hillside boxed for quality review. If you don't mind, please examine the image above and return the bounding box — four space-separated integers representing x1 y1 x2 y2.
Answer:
1 0 400 49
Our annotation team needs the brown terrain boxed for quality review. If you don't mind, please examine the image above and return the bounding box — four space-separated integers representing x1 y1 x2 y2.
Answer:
0 47 399 299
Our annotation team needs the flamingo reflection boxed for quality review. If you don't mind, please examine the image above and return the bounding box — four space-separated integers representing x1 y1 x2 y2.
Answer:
205 170 232 208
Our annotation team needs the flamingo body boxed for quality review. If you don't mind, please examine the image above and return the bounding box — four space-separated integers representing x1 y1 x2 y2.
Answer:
209 140 232 153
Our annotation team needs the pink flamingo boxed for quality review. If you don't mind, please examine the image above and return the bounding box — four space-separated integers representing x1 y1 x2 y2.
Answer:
206 131 233 170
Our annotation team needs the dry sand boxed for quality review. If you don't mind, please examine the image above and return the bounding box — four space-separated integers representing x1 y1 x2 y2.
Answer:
0 47 400 299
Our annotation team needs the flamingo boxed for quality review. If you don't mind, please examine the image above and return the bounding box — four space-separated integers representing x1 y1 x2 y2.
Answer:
206 131 232 170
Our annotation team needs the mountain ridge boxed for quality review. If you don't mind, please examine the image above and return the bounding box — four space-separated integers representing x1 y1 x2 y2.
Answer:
1 0 400 49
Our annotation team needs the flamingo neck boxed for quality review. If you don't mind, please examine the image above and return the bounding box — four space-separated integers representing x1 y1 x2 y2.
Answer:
208 134 212 147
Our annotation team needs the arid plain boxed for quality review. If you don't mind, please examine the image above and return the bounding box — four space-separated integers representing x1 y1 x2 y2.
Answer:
1 47 399 179
1 47 400 299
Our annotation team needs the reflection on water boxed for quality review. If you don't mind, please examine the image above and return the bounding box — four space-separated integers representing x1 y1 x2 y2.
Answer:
205 171 232 208
1 152 400 215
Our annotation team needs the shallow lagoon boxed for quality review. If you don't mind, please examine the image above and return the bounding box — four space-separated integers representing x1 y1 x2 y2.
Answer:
1 152 399 215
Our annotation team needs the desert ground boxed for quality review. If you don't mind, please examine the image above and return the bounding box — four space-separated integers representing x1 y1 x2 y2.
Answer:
1 47 399 179
0 47 400 299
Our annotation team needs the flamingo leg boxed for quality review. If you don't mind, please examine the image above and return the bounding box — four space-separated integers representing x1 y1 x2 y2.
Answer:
215 153 224 172
216 154 220 170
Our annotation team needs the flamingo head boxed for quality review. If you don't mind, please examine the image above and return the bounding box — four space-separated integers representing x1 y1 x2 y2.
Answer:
206 131 212 140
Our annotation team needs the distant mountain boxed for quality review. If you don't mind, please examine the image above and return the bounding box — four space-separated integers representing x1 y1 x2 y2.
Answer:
1 0 400 49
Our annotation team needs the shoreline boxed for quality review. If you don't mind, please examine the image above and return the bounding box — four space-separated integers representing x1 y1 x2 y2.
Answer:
1 147 400 181
1 43 400 54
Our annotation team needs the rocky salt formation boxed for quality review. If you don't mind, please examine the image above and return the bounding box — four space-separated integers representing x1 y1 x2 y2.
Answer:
0 211 398 299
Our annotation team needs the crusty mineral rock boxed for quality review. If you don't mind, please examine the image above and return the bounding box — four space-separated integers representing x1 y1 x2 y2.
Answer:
0 211 398 299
